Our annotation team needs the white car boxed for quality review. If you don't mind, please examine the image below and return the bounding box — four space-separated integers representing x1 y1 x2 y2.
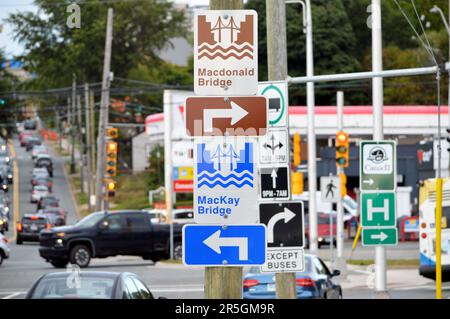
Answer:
31 185 49 203
0 232 10 265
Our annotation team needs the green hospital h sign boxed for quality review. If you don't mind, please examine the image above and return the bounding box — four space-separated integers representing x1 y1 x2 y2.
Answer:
361 192 396 227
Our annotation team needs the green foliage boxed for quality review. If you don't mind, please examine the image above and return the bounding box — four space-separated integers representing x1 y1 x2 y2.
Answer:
146 144 164 190
7 0 188 89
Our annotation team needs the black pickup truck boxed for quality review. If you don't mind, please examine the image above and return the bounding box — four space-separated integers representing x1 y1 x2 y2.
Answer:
39 210 183 268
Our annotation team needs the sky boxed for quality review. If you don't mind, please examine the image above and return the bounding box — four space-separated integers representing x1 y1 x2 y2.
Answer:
0 0 210 59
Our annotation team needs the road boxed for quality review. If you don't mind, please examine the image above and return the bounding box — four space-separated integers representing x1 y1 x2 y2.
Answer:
0 137 445 300
0 138 204 299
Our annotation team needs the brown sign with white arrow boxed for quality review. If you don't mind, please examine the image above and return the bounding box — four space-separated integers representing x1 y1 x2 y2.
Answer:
185 96 267 136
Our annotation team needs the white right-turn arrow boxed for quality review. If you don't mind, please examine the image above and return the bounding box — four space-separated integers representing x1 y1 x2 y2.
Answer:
363 178 374 186
371 231 388 242
267 208 296 243
203 101 249 133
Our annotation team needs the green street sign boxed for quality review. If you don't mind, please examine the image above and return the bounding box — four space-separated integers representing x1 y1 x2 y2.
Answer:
362 228 398 246
360 140 396 191
361 192 396 227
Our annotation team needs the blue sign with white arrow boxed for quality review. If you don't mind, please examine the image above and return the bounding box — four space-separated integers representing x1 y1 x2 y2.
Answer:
183 224 267 266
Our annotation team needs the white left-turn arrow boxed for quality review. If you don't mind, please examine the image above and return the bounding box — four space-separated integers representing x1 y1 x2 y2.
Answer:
267 208 296 243
203 101 249 133
203 230 249 260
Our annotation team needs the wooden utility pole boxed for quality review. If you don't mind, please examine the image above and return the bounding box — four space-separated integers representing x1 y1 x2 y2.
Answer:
84 84 92 212
70 75 76 174
95 8 114 211
89 90 96 177
204 0 244 300
76 94 85 193
266 0 296 299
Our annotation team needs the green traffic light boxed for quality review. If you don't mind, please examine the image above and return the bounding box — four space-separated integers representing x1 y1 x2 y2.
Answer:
336 145 347 153
0 99 5 106
336 157 347 166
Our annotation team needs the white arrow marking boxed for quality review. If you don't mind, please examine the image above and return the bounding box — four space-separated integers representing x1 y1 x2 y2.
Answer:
203 101 249 133
267 208 296 243
371 232 388 242
203 230 248 260
363 178 374 186
271 169 278 188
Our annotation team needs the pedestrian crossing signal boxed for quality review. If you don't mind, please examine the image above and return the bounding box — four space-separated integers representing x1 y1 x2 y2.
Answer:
336 131 349 168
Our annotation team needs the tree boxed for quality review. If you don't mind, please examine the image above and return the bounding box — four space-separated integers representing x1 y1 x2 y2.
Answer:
246 0 362 105
7 0 188 89
146 144 164 190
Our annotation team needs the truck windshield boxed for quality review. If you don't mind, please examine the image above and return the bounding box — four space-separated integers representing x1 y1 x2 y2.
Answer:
75 212 105 228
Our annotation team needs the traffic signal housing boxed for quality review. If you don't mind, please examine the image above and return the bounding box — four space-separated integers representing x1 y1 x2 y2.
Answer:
106 180 116 198
336 131 349 168
293 133 301 167
292 172 304 195
106 141 118 177
107 127 118 139
339 173 347 198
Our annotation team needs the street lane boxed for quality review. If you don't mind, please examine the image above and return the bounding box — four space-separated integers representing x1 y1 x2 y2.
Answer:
0 137 204 299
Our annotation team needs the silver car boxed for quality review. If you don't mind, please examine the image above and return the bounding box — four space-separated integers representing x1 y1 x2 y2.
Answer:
31 185 49 203
0 232 10 265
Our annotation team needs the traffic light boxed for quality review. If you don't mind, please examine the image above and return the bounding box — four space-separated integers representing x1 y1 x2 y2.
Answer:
335 131 349 168
292 172 304 195
107 127 118 139
339 173 347 198
106 180 116 197
0 99 5 106
293 132 301 167
106 141 118 176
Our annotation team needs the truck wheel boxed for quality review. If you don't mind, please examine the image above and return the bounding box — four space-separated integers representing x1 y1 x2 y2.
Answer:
0 252 4 265
16 238 22 245
50 260 68 268
70 245 91 268
173 242 182 260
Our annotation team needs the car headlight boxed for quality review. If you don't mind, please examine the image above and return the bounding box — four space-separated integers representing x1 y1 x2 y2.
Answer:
4 207 9 212
56 238 63 245
5 157 9 163
2 185 6 189
7 174 12 179
318 237 323 242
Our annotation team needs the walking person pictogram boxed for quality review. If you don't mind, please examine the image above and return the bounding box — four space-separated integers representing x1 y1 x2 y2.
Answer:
326 180 336 199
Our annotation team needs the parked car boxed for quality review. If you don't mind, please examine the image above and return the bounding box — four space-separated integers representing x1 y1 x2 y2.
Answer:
0 174 8 193
39 210 183 268
37 195 59 211
38 208 67 226
172 209 194 224
17 214 51 245
26 137 42 151
0 204 9 233
34 154 53 177
31 185 50 203
0 232 10 266
243 254 342 299
31 145 48 160
0 191 10 206
25 271 157 299
304 213 337 249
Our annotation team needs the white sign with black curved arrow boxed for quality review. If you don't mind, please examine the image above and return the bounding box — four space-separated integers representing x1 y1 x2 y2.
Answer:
259 202 305 273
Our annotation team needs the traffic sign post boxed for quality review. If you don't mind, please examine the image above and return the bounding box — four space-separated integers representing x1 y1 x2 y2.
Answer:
183 224 266 266
362 228 398 246
194 10 258 96
259 202 305 273
320 176 341 203
360 140 397 192
361 192 396 227
259 128 289 164
258 81 288 127
185 96 267 136
194 137 259 224
259 166 290 200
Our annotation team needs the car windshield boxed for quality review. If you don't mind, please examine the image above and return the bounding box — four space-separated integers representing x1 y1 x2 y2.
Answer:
75 212 105 228
35 186 48 191
30 276 115 299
